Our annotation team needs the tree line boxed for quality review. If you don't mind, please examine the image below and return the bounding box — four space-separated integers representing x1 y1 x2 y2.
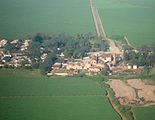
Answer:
124 44 155 67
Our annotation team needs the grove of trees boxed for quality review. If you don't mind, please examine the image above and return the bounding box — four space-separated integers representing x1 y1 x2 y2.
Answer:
124 44 155 67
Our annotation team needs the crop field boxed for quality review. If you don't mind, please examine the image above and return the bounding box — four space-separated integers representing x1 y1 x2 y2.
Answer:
133 106 155 120
1 0 154 47
94 0 155 47
0 69 121 120
0 0 95 39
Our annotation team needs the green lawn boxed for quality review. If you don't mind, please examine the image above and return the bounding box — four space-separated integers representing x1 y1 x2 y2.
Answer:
0 0 95 39
0 69 121 120
133 106 155 120
95 0 155 47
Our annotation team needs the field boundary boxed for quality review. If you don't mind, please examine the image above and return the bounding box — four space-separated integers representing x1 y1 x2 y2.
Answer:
90 0 121 53
124 36 135 48
90 0 106 39
107 91 128 120
0 94 106 99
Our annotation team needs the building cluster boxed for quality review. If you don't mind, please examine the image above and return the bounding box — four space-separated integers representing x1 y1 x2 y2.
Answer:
0 38 145 76
0 39 32 68
48 51 124 76
20 39 31 51
0 39 7 47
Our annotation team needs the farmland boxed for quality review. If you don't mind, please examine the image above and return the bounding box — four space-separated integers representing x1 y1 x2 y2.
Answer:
0 69 121 120
108 78 155 120
0 0 154 47
0 0 95 39
133 106 155 120
94 0 155 47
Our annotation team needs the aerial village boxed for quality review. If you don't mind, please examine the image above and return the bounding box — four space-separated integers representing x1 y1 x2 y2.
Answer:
0 37 144 76
49 51 121 76
0 39 31 68
48 42 142 76
0 0 146 76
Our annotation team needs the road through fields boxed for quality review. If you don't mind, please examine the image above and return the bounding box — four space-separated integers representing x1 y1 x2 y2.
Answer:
90 0 121 53
90 0 106 40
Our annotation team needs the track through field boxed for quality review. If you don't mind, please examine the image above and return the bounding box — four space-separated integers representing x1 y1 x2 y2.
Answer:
0 94 106 99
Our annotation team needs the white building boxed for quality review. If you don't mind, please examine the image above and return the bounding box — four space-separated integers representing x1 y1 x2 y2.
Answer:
10 39 18 44
0 39 7 47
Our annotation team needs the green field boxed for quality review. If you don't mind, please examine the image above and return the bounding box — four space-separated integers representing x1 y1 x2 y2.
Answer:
0 69 121 120
0 97 120 120
133 106 155 120
1 0 154 47
95 0 155 47
0 0 95 39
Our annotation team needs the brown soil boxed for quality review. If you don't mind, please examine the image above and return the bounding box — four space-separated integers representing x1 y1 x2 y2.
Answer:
109 79 155 105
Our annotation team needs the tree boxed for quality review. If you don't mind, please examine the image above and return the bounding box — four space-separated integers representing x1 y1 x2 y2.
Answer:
27 42 41 58
33 33 44 43
40 52 58 74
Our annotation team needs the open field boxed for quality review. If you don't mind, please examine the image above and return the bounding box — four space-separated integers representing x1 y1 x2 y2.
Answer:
133 106 155 120
0 69 121 120
109 79 155 105
108 79 155 120
0 0 95 39
0 97 121 120
94 0 155 47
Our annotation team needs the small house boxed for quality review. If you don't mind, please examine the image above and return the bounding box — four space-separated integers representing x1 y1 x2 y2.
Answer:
133 65 138 70
52 63 62 70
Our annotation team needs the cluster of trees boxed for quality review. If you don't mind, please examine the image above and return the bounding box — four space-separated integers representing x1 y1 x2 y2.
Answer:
124 44 155 67
27 33 95 58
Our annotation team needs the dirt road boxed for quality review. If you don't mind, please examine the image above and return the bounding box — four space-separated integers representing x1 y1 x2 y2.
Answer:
108 38 121 53
90 0 106 40
90 0 121 53
124 36 135 48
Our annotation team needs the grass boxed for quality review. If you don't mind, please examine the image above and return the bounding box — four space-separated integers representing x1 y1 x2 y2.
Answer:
0 0 95 39
94 0 155 47
133 106 155 120
0 69 121 120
